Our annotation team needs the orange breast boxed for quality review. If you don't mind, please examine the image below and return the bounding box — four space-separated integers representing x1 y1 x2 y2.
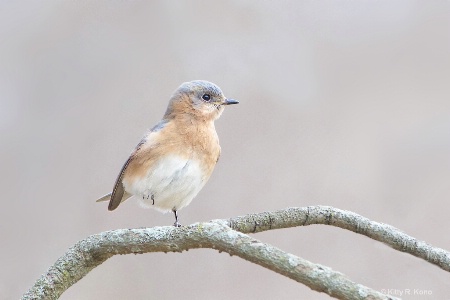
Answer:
124 117 221 184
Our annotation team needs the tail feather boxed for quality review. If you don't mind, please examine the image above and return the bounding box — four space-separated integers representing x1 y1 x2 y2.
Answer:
96 193 112 202
95 192 133 204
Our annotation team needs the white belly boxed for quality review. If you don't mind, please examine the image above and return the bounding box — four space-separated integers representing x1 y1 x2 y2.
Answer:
122 155 206 212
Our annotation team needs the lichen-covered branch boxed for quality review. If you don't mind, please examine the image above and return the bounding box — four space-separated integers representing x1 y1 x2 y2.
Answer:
22 221 393 300
226 206 450 272
23 205 450 300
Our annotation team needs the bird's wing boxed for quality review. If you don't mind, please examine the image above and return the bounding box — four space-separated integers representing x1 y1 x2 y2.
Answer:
108 155 134 211
105 120 169 211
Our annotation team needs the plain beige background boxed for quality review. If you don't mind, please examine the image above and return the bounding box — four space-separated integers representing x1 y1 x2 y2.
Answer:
1 1 450 299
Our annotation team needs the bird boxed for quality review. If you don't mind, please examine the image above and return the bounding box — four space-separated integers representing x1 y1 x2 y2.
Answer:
96 80 239 227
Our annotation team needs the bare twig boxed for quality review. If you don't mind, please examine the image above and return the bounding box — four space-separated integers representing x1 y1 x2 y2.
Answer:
226 206 450 272
23 205 450 300
22 222 394 300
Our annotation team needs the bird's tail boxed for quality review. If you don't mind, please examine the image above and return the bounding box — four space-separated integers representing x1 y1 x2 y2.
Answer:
96 193 112 202
95 192 133 203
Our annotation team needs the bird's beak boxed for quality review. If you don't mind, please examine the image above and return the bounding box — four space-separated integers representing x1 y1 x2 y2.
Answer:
222 98 239 105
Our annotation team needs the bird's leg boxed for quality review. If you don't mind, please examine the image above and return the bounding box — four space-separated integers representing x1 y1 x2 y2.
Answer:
172 210 181 227
151 194 155 205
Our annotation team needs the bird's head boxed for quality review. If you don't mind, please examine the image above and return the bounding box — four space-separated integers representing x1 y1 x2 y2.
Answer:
165 80 239 121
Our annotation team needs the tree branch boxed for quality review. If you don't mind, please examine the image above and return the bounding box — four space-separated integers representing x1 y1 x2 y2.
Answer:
23 206 450 300
226 206 450 272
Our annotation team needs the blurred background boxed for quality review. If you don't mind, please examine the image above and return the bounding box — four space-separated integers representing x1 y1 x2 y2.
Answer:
1 1 450 299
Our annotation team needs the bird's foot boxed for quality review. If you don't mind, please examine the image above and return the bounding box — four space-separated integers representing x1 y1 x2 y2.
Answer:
172 210 181 227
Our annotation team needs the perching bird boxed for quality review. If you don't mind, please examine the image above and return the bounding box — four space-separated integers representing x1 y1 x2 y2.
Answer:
96 80 238 226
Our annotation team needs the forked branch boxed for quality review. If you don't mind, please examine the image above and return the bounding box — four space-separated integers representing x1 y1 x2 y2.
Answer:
23 206 450 300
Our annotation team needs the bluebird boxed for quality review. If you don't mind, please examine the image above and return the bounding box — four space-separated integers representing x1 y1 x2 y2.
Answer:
96 80 239 227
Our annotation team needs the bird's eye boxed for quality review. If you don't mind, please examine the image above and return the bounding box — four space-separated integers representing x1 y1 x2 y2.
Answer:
202 94 211 101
